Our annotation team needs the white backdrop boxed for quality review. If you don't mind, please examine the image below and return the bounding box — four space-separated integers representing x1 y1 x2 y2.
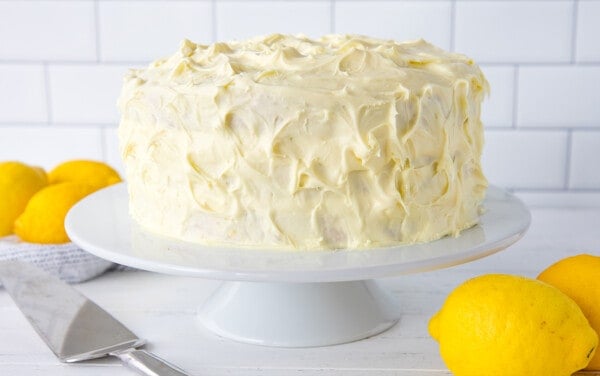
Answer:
0 0 599 207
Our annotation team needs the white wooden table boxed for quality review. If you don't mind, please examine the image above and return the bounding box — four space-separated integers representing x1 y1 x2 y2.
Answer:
1 207 599 376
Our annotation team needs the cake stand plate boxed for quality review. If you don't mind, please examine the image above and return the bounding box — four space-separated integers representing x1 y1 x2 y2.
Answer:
66 184 530 347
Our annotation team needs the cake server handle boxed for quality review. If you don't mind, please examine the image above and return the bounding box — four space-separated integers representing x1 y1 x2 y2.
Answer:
112 348 191 376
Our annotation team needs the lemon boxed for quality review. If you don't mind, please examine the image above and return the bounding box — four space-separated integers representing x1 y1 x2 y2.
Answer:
538 254 600 370
429 274 598 376
48 160 121 189
14 182 98 244
0 161 48 236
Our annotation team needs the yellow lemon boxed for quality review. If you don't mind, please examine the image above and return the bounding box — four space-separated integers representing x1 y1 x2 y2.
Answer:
48 160 121 189
429 274 598 376
538 254 600 370
14 182 98 244
0 161 48 236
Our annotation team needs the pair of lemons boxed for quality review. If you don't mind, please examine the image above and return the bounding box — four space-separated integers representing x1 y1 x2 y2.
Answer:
0 160 121 243
429 254 600 376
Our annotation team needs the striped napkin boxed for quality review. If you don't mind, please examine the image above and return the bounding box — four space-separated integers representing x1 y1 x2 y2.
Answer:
0 235 125 285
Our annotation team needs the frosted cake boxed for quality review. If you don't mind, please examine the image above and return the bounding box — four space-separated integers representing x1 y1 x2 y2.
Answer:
118 34 488 250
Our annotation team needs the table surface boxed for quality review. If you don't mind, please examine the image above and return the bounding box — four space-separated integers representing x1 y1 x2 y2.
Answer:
1 207 599 376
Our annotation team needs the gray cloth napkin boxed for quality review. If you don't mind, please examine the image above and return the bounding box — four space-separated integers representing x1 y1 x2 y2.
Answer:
0 236 127 285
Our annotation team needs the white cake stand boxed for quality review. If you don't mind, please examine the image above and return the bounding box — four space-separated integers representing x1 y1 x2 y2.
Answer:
65 184 530 347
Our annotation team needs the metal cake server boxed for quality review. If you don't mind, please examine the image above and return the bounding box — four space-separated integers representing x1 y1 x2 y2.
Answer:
0 260 190 376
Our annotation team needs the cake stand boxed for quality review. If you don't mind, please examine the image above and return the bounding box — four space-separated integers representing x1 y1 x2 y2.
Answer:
65 184 530 347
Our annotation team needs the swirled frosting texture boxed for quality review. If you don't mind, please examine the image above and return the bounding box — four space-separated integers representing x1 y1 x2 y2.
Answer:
118 34 489 250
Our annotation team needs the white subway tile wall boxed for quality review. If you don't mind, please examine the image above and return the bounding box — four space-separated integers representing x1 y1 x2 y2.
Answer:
99 1 213 61
0 65 47 123
576 1 600 62
479 65 514 128
518 66 600 127
454 1 573 63
482 130 569 189
48 64 132 124
0 126 103 170
569 131 600 189
0 0 599 207
0 1 97 61
103 127 124 175
334 1 453 50
216 1 331 41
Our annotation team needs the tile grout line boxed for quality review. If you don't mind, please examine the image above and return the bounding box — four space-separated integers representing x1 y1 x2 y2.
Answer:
0 0 492 1
564 129 574 190
94 0 101 62
473 61 600 67
43 63 53 125
571 0 579 63
449 0 456 52
1 122 592 131
0 122 116 128
507 187 572 194
0 0 462 1
486 125 600 131
514 188 600 194
211 0 217 42
330 0 336 33
0 60 149 66
4 60 600 67
511 65 519 129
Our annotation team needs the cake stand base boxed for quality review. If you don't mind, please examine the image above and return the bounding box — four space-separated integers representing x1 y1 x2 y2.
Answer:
197 280 400 347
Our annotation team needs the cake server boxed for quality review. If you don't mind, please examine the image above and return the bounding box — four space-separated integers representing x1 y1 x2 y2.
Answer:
0 260 190 376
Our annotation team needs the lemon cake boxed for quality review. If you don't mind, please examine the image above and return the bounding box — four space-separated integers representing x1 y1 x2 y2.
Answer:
118 34 488 250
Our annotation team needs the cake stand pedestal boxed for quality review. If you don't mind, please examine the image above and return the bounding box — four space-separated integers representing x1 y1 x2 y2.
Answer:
66 184 530 348
198 280 398 347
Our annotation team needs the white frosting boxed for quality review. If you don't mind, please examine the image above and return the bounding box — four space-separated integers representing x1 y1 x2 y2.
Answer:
118 34 488 250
